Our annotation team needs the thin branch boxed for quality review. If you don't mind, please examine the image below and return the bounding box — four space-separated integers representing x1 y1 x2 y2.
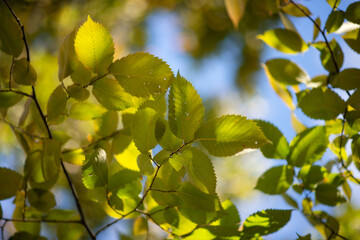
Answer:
0 220 7 240
0 89 33 98
61 161 96 239
150 189 177 193
289 0 340 74
310 214 348 240
83 73 108 88
61 81 70 99
0 118 48 140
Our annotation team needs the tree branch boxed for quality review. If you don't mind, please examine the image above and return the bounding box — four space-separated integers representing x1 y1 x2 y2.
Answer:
83 73 109 88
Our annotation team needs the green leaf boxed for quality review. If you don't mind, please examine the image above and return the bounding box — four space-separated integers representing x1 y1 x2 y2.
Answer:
137 153 154 176
0 2 23 57
0 167 22 200
351 135 360 172
313 39 343 72
255 165 294 195
313 17 321 41
325 10 345 33
153 149 172 165
92 77 134 111
74 15 114 73
298 165 327 190
257 28 308 54
279 12 298 33
281 3 311 17
345 1 360 24
169 73 204 142
176 147 216 194
254 120 289 159
287 126 328 167
47 85 68 121
210 200 241 235
13 58 37 85
28 189 56 212
155 118 183 152
61 149 85 165
94 111 118 137
263 58 309 85
132 107 159 153
347 89 360 111
133 217 148 236
112 131 132 154
44 209 80 221
297 87 346 120
242 209 292 236
109 52 174 97
70 62 92 86
82 148 108 189
0 91 23 108
342 28 360 54
58 29 78 81
296 234 311 240
69 101 106 120
67 84 89 101
327 0 341 8
332 68 360 90
195 115 269 157
315 183 346 206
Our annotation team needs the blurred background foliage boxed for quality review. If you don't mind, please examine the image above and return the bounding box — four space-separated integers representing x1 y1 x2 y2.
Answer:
1 0 360 239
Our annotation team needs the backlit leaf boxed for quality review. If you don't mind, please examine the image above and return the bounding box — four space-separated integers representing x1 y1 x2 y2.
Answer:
92 77 134 111
315 183 346 206
0 91 23 108
110 52 174 97
82 148 108 189
332 68 360 90
169 73 204 142
281 3 311 17
58 29 78 80
313 39 343 72
287 126 328 167
67 84 89 101
0 167 22 200
61 149 85 165
28 189 56 212
258 28 308 54
224 0 247 29
242 209 292 236
254 120 289 159
255 165 294 195
263 58 309 85
313 17 321 41
325 10 345 33
342 28 360 54
327 0 341 8
195 115 269 157
13 58 37 85
94 111 118 137
297 87 346 120
70 101 106 120
47 85 67 121
345 1 360 24
298 165 327 190
137 153 154 176
74 16 114 73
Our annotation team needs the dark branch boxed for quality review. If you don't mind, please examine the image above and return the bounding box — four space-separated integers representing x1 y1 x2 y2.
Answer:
83 73 109 88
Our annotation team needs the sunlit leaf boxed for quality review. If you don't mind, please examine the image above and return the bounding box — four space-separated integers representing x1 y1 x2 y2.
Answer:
82 148 108 189
313 39 343 72
287 126 328 167
69 101 106 120
195 115 269 157
224 0 247 29
133 217 148 236
313 17 321 41
169 73 204 142
258 28 308 54
109 52 174 97
297 87 346 120
327 0 341 8
266 76 295 110
74 15 114 73
342 28 360 54
0 167 22 200
92 77 134 111
47 85 67 121
137 153 154 176
255 165 294 195
13 58 37 85
242 209 292 236
155 118 183 152
61 149 85 165
94 111 118 137
332 68 360 90
298 165 327 190
325 10 345 34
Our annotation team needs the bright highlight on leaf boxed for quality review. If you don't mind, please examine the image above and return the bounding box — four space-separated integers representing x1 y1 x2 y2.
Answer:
74 15 114 73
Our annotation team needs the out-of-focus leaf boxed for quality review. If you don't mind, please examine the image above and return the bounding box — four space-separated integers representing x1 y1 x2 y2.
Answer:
332 68 360 90
345 2 360 24
28 188 56 212
74 16 114 73
327 0 341 8
0 2 23 57
109 52 174 97
296 234 311 240
70 62 92 86
67 84 89 101
342 180 352 200
255 165 294 195
0 91 23 108
313 17 321 41
315 183 346 206
254 120 289 159
242 209 292 236
267 76 295 110
342 28 360 53
281 3 311 17
112 131 132 154
61 149 85 165
69 101 106 120
169 73 204 142
325 10 345 33
137 153 154 176
82 148 108 189
298 165 327 190
47 85 67 121
224 0 247 29
0 167 22 200
195 115 269 157
258 28 308 54
58 29 78 81
297 87 346 120
133 217 148 236
92 77 134 111
313 39 343 73
287 126 328 167
13 58 37 85
263 58 309 85
279 12 297 33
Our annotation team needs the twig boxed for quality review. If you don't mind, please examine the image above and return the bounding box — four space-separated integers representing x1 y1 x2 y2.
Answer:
0 89 33 98
0 118 48 140
0 220 7 240
83 73 108 88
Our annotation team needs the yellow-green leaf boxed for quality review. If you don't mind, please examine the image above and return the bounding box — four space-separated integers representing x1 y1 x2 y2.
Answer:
13 58 37 86
224 0 247 29
74 15 114 73
47 85 67 121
